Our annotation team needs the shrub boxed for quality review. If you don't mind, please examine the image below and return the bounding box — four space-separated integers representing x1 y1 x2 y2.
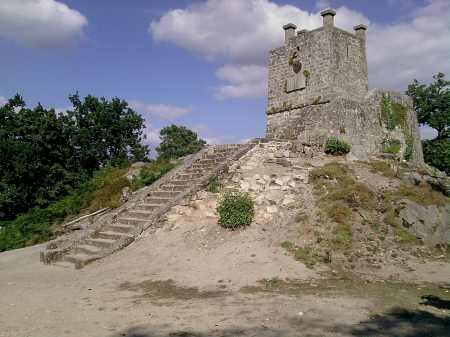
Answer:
216 189 254 230
382 139 401 154
205 174 221 193
324 137 351 155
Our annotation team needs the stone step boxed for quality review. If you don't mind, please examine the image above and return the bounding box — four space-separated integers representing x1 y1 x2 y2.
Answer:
144 197 171 205
170 179 195 186
150 190 180 198
65 253 90 264
74 244 102 255
192 159 217 166
184 168 207 174
126 209 153 219
135 203 160 212
84 238 116 249
109 224 136 233
161 184 187 192
98 231 133 240
117 217 146 226
177 173 203 180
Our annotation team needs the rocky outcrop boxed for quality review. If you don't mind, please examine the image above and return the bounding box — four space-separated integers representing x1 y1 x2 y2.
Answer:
395 199 450 245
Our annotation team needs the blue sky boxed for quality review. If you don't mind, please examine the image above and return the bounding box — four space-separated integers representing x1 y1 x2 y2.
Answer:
1 0 449 155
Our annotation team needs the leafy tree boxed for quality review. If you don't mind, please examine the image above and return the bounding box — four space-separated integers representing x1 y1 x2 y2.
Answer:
156 124 206 160
406 73 450 174
421 139 450 175
406 73 449 140
0 96 72 221
65 92 150 177
0 93 150 224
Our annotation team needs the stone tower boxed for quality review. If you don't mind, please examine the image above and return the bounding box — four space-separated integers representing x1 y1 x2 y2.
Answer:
266 9 424 164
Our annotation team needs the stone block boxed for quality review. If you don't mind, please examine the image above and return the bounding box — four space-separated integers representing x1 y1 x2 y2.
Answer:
167 214 183 222
197 191 208 200
206 212 217 218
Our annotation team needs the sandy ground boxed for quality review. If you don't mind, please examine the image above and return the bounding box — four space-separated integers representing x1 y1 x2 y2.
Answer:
1 156 449 336
1 216 449 337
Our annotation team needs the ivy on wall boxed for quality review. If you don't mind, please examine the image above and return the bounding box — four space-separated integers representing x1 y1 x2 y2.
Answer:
380 91 414 161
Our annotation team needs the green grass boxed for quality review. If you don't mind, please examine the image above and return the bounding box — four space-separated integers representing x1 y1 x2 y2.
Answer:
0 160 180 252
281 241 317 269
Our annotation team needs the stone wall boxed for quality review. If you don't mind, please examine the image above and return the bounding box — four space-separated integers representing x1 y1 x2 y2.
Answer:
266 89 424 164
265 9 424 165
268 10 368 114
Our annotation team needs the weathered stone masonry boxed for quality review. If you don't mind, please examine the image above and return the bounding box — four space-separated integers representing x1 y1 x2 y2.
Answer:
266 9 424 164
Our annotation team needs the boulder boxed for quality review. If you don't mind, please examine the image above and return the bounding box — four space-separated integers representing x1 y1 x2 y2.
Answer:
394 199 450 245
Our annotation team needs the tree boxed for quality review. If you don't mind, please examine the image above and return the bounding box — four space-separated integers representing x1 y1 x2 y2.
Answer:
0 93 150 224
65 93 150 177
406 73 449 140
156 124 206 160
406 73 450 175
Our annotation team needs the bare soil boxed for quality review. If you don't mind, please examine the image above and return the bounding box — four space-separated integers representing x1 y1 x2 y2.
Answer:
1 157 449 337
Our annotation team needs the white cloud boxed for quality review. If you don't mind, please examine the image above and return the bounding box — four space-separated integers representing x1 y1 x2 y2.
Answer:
315 0 330 10
149 0 320 65
367 0 450 91
150 0 448 99
128 100 195 121
54 105 74 114
149 0 370 99
0 0 88 52
419 125 438 140
203 134 236 145
0 95 6 106
214 64 267 99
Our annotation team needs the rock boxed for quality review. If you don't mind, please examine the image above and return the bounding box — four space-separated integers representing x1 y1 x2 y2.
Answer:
206 212 216 218
274 179 284 186
197 191 208 200
120 187 131 202
283 198 295 205
266 206 278 214
253 174 261 180
402 172 425 186
288 180 296 188
167 214 183 222
240 181 250 190
347 145 369 162
265 190 285 205
190 200 207 211
394 199 450 245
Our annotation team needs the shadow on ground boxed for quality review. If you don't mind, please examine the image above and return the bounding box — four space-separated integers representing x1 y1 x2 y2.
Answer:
112 306 450 337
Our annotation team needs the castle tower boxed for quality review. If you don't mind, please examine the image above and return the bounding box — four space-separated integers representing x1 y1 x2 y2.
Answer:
265 9 424 164
268 9 368 116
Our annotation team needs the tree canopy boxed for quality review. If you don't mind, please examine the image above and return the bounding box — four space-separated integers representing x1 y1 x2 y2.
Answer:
0 93 149 223
406 73 450 174
406 73 449 140
156 124 206 161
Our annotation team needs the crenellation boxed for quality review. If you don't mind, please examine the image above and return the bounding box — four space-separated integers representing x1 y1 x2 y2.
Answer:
265 9 423 164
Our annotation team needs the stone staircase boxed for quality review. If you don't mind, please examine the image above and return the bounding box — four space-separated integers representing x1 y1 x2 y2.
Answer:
40 142 259 269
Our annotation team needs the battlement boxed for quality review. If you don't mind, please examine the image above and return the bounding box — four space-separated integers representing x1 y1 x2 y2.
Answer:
265 9 424 164
268 9 369 113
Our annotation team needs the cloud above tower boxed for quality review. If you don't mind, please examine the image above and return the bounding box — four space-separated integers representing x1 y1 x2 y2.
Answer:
0 0 88 52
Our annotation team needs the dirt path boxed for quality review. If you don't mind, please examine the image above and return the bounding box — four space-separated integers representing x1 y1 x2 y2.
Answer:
1 220 449 337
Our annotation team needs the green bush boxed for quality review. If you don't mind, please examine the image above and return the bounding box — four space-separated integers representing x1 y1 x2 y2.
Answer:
216 189 254 230
382 139 402 154
205 174 221 193
324 137 351 155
